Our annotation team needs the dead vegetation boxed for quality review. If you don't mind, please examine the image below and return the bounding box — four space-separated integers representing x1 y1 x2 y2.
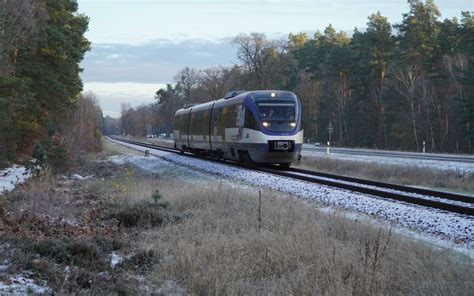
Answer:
298 155 474 193
0 141 473 294
143 184 473 295
0 159 172 294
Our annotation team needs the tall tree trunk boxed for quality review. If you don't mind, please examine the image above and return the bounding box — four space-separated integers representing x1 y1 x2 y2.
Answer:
426 107 436 152
392 65 421 151
467 121 472 153
409 93 420 151
381 107 387 149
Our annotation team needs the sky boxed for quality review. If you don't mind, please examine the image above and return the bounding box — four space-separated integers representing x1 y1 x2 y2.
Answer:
77 0 473 117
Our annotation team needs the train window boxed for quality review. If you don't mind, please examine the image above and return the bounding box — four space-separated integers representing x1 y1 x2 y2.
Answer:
258 102 296 121
182 115 186 135
203 110 210 136
197 110 205 136
216 107 225 137
175 115 180 132
190 111 202 137
175 114 183 131
244 107 258 130
229 106 237 127
183 115 188 135
222 108 229 127
254 100 298 132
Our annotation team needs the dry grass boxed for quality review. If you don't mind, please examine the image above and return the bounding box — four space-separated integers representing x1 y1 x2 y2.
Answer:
298 155 474 194
92 137 145 159
0 159 167 294
0 141 472 294
141 183 473 295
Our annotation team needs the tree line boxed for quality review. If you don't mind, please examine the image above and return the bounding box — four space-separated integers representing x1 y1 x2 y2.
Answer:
0 0 100 169
119 0 473 153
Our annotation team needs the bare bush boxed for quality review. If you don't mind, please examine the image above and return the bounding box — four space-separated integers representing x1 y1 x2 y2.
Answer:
63 92 103 159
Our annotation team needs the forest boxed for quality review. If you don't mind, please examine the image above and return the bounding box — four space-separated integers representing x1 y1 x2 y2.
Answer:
0 0 101 168
1 0 473 166
118 0 474 154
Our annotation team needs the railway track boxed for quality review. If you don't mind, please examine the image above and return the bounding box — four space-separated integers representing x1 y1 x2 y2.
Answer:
110 137 474 216
302 146 474 163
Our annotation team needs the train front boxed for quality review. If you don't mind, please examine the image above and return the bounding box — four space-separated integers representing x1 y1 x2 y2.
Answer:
245 91 303 165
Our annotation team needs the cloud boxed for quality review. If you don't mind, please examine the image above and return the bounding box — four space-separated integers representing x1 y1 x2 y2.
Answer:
83 82 167 117
80 37 242 117
80 37 238 84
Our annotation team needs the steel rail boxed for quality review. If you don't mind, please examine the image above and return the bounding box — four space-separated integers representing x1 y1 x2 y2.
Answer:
287 168 473 204
110 137 474 216
302 146 474 163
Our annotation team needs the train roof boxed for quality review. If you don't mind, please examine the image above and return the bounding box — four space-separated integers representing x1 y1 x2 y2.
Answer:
175 90 297 115
225 90 297 100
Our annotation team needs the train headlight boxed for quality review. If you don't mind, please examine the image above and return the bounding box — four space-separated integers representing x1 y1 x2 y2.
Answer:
290 122 296 127
263 122 270 127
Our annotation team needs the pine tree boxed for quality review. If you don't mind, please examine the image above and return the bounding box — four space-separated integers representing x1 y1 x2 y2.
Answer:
459 12 474 152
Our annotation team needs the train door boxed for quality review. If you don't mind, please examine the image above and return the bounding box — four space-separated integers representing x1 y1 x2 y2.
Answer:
185 109 191 147
210 105 225 152
236 105 245 141
208 103 216 150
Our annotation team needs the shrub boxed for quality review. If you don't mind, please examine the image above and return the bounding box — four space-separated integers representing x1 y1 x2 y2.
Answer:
152 189 170 209
25 239 107 271
118 249 159 272
111 201 177 228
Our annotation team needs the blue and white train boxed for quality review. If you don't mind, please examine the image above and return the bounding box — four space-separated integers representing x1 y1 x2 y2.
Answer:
173 90 303 167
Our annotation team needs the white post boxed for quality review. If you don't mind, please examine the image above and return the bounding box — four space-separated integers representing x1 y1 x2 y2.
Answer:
423 141 426 154
327 141 330 155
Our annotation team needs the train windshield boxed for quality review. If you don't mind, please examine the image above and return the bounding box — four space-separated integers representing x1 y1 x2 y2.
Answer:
253 95 298 132
257 102 296 121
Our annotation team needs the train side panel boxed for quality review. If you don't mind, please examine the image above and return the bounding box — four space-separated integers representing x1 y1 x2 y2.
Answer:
209 97 245 160
173 109 191 150
188 101 214 151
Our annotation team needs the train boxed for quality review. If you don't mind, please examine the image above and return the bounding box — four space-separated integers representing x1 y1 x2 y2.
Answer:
173 90 303 167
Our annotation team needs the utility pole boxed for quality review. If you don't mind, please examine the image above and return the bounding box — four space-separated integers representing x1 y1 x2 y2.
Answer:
327 121 333 154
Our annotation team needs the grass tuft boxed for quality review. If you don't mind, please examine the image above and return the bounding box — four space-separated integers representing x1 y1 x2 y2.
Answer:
118 249 159 272
24 239 108 271
110 201 178 228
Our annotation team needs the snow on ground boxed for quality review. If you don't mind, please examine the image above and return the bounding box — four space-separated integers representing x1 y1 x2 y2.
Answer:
109 252 124 268
0 165 31 195
0 246 52 295
107 138 474 256
302 144 474 159
0 273 51 295
108 154 219 182
301 149 474 174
